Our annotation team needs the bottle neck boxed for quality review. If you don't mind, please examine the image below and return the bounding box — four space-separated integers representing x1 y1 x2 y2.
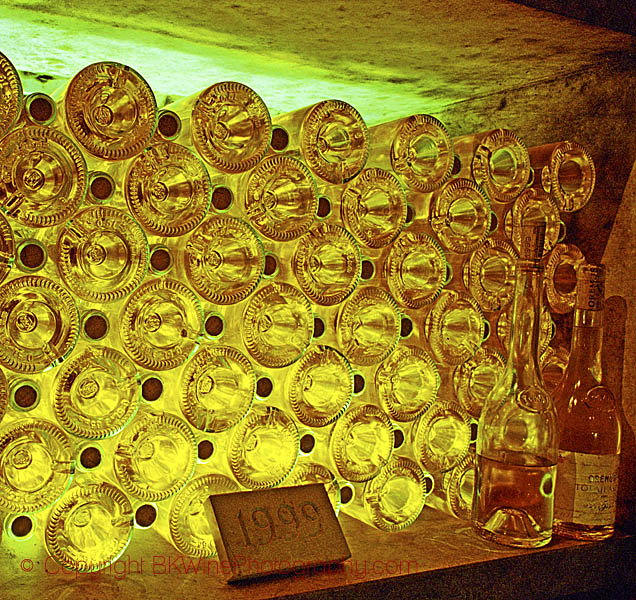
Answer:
506 261 544 386
568 306 603 382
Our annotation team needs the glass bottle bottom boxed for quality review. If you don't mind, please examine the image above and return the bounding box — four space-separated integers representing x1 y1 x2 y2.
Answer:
553 519 615 541
473 520 552 548
473 454 556 548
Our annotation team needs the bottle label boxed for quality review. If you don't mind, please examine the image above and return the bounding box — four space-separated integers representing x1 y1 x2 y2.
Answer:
554 451 619 526
575 264 604 310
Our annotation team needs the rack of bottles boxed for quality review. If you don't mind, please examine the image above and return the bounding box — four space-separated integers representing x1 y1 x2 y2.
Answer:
0 51 599 571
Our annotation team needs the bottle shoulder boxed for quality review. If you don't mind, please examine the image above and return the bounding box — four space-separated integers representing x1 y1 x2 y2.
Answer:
554 378 618 415
556 383 621 454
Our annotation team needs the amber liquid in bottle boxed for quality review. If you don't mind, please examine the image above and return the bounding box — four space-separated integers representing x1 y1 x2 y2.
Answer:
553 264 620 540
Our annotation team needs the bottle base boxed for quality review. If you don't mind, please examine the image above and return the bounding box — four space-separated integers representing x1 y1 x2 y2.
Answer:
473 521 552 549
553 520 615 541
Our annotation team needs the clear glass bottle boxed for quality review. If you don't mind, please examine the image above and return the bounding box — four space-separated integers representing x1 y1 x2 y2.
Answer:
45 482 133 572
383 230 449 309
228 403 299 489
411 400 474 474
57 205 149 303
0 418 75 513
367 114 454 192
424 290 488 366
59 61 157 161
285 344 353 428
0 275 79 373
462 237 518 313
119 277 203 371
161 81 269 174
453 128 531 204
453 347 506 419
504 187 563 257
113 410 197 501
167 473 239 557
124 140 211 237
184 81 271 173
496 300 554 359
427 452 476 520
328 401 394 483
341 456 433 531
272 99 369 184
241 281 313 368
553 264 621 540
244 155 318 242
284 461 342 516
544 243 585 314
0 51 23 139
341 167 407 249
529 140 595 212
53 345 140 439
0 125 87 228
540 345 570 395
180 345 255 433
292 222 361 306
429 178 491 254
375 344 440 423
473 220 559 548
184 214 264 305
336 286 401 366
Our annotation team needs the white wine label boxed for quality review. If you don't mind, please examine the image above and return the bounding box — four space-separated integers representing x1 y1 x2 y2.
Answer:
575 264 605 311
554 450 619 526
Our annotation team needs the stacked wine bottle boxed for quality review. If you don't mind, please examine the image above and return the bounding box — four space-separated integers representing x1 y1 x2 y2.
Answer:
0 51 597 570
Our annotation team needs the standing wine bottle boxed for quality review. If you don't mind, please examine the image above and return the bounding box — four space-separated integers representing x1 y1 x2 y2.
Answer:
472 220 559 548
553 264 621 540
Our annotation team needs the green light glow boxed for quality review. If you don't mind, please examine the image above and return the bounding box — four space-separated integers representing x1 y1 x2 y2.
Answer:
0 5 453 123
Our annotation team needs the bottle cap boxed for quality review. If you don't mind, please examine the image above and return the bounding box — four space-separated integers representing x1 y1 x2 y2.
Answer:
575 263 605 310
519 219 547 261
